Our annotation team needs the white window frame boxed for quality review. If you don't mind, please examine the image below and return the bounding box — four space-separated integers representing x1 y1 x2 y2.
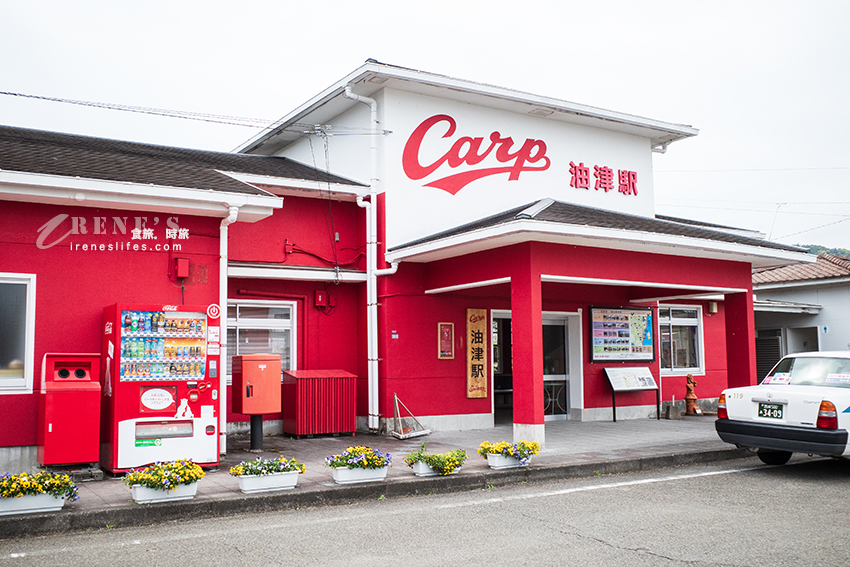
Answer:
658 304 705 376
225 299 297 385
0 273 36 394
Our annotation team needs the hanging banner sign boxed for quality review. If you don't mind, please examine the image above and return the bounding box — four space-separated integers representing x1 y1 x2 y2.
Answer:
466 308 488 398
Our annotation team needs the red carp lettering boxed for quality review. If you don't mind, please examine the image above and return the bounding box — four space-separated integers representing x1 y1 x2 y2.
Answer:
402 114 550 195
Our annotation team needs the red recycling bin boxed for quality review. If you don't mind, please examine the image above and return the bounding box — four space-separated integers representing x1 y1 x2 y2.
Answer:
37 353 101 466
281 370 356 436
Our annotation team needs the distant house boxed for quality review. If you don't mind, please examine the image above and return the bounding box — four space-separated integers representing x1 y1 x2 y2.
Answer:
753 253 850 379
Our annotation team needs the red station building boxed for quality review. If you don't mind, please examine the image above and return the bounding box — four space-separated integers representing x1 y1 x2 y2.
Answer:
0 61 812 471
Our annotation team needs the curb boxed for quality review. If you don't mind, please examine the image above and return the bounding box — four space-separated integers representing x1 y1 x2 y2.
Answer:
0 446 752 540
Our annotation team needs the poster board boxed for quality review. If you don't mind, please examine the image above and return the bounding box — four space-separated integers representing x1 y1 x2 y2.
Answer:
438 322 454 359
590 306 655 362
466 308 487 398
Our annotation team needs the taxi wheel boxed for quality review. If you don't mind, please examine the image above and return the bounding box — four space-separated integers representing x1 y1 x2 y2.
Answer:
757 449 792 465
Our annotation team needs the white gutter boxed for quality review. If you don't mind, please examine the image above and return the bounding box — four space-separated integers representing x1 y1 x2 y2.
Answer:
0 170 281 223
228 264 367 282
753 276 850 291
219 205 240 454
346 86 398 431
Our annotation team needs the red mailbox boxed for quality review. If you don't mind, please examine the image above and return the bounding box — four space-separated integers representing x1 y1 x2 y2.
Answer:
37 353 101 466
232 354 282 415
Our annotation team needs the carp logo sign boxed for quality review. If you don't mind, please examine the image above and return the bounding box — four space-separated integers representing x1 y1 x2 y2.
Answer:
402 114 550 195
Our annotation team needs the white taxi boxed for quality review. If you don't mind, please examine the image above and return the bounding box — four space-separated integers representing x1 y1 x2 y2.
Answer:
715 351 850 465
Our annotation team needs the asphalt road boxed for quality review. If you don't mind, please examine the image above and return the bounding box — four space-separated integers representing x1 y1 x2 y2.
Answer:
2 456 849 566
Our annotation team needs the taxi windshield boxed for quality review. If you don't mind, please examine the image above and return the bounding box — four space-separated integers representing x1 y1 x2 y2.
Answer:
768 357 850 388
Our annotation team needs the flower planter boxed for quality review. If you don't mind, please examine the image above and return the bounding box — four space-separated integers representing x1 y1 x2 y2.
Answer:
411 462 461 477
0 493 65 516
411 461 438 477
131 482 199 504
486 453 530 469
331 466 388 484
237 471 299 493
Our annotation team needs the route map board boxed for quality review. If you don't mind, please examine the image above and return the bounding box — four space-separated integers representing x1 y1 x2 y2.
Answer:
590 307 655 362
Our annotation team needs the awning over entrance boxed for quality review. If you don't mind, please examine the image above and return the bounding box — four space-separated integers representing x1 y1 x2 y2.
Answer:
385 199 812 446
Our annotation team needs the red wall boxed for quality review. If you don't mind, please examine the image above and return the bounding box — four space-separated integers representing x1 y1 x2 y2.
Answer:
229 195 365 271
226 194 367 423
224 278 364 423
377 241 751 419
0 201 221 447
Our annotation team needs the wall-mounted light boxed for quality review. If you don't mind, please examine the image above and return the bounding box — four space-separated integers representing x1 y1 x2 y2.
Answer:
708 301 718 314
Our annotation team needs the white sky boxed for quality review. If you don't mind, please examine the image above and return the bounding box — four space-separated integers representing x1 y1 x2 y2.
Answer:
2 1 849 249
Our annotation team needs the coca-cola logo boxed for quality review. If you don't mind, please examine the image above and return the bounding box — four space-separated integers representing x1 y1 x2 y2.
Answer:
402 114 550 195
162 305 178 312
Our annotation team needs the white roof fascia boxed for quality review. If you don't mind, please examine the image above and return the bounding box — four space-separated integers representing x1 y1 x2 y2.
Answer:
238 62 698 154
424 274 743 298
228 264 366 283
0 170 282 222
641 293 726 302
542 275 746 295
221 171 367 201
424 276 511 295
753 300 822 314
386 219 814 269
753 276 850 291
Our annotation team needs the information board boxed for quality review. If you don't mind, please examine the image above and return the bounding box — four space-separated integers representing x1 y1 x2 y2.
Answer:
590 306 655 362
603 367 658 391
603 366 660 422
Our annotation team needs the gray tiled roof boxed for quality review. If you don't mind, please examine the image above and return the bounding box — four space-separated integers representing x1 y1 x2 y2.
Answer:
0 125 364 196
390 198 807 254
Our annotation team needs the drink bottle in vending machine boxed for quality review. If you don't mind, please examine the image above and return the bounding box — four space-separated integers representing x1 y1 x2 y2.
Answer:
100 303 222 473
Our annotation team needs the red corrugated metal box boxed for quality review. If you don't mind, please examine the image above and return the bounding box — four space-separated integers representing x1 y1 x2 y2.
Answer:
281 370 356 436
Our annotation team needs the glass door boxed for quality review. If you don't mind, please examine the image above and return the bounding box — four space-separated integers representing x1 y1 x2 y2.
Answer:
542 318 569 420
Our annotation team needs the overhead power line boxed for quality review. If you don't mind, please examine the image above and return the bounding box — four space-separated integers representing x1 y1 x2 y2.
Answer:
0 90 386 136
0 90 272 127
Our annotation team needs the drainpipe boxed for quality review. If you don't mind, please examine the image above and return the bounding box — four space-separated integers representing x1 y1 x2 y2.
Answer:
219 205 239 453
346 86 398 431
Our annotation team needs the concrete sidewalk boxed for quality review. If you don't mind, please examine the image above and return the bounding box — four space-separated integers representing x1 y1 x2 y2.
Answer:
0 416 749 539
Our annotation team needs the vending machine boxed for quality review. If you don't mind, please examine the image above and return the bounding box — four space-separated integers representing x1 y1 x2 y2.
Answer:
100 303 222 473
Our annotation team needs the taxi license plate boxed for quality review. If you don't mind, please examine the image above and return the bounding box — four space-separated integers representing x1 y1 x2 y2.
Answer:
758 403 783 419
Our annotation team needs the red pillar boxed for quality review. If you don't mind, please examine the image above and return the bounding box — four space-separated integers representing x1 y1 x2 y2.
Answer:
510 246 545 444
725 291 756 388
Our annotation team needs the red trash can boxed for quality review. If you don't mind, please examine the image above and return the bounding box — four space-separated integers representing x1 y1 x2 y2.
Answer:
37 353 101 466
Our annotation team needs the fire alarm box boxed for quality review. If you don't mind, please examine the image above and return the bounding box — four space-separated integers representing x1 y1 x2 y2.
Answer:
37 353 101 466
232 354 282 415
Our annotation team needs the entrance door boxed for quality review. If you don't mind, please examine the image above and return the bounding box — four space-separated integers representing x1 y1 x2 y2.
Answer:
491 314 571 422
542 318 569 421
